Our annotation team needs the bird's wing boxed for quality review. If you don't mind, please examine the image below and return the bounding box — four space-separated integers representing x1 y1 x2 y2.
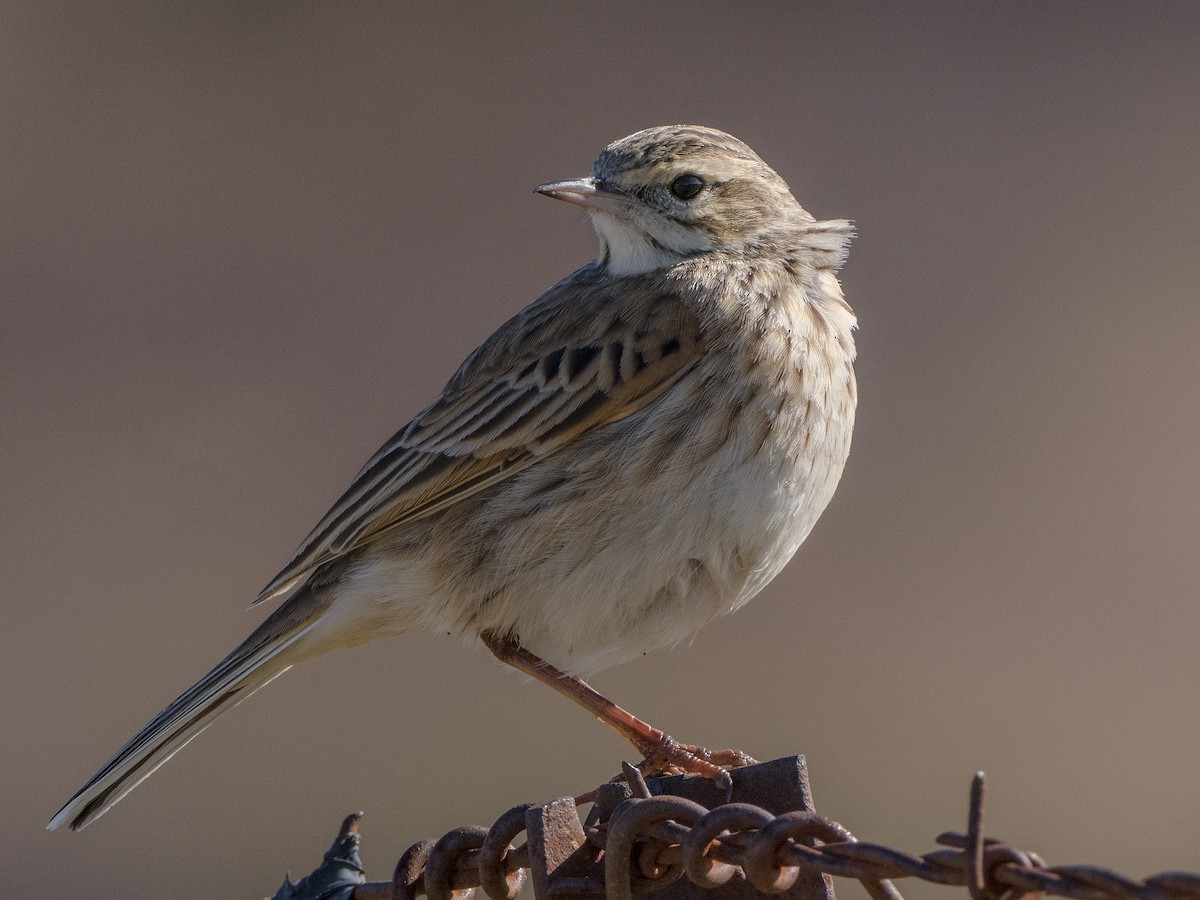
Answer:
255 277 702 604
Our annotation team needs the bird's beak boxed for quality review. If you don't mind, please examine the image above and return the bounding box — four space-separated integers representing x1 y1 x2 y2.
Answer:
535 177 629 213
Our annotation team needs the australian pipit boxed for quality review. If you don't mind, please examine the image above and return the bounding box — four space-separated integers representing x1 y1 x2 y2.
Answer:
50 125 857 831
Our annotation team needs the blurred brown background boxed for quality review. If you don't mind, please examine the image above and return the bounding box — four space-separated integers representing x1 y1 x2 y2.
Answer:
6 2 1200 897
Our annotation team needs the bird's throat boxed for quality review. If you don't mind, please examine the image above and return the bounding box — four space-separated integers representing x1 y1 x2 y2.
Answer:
592 214 707 277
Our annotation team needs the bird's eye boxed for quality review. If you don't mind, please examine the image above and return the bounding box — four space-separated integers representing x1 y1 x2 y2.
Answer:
670 173 705 201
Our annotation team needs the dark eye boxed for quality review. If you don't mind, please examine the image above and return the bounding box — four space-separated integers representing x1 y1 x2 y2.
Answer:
670 173 705 201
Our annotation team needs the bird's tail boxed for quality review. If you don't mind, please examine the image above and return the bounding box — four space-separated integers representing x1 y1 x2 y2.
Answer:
48 588 329 832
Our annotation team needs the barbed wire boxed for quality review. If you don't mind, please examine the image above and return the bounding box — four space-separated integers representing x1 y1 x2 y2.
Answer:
272 761 1200 900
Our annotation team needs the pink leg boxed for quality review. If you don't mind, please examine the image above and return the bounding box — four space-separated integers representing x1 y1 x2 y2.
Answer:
481 632 757 777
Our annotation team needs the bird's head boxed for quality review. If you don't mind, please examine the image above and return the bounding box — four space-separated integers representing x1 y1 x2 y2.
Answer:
536 125 811 276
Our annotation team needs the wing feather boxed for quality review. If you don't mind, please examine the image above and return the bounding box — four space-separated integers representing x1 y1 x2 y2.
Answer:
255 272 702 604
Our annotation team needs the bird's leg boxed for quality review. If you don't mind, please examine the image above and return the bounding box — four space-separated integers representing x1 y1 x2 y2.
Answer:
481 631 757 777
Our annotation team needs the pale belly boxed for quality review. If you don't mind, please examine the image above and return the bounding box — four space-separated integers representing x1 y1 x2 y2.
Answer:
396 362 855 674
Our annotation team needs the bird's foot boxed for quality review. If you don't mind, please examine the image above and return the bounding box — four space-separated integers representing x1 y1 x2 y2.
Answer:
635 733 758 780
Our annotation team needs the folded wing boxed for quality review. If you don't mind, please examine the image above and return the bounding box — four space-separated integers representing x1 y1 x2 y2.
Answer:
256 281 703 605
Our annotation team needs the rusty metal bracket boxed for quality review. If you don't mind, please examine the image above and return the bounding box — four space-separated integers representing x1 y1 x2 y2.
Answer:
574 756 837 900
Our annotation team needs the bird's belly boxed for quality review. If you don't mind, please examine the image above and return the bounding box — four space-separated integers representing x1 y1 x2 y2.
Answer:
435 389 853 675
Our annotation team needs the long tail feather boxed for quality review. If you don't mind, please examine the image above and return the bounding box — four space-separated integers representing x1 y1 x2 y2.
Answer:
48 606 321 831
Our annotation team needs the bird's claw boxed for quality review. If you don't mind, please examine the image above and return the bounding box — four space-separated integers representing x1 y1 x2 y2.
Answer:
634 734 758 782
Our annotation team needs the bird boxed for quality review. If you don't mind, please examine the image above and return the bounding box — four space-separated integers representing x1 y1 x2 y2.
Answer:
49 125 857 831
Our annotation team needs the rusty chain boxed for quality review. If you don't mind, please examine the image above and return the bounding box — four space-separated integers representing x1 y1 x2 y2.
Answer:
342 771 1200 900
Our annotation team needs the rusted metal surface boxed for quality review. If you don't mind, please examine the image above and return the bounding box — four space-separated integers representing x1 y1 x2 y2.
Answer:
282 758 1200 900
348 757 840 900
589 758 837 900
527 796 600 900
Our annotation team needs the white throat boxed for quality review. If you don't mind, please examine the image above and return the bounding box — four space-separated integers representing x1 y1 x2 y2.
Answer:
590 212 710 276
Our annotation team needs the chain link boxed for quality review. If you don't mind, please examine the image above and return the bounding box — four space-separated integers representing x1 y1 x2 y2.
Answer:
345 771 1200 900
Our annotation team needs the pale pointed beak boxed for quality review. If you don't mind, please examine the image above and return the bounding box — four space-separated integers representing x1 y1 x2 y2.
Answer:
535 177 630 213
